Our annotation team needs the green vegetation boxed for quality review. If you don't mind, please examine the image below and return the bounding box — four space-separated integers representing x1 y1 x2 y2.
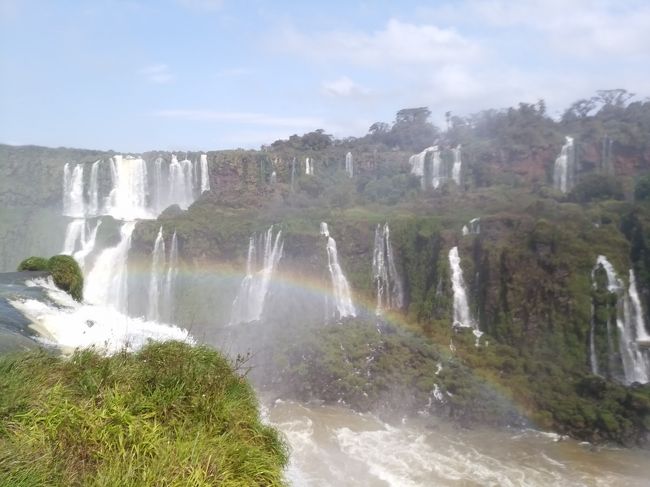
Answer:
17 254 84 301
0 341 288 487
47 255 84 301
17 256 49 271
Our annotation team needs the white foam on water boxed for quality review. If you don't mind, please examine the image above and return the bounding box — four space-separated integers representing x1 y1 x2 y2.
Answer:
10 277 193 355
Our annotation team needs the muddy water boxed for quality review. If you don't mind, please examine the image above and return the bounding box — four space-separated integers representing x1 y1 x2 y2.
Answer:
266 400 650 487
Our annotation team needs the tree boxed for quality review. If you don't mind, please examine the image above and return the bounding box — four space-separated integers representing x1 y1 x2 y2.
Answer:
395 107 431 125
596 89 635 108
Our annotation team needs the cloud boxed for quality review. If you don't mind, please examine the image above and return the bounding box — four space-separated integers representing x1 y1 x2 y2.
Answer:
278 18 481 68
321 76 369 97
139 64 174 84
154 110 323 128
214 67 253 78
177 0 223 11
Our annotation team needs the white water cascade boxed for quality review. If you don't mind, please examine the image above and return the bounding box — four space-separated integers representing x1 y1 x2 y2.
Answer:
321 222 356 319
449 246 482 343
230 226 284 325
147 227 166 322
200 154 210 193
553 136 575 193
462 218 481 236
305 157 313 176
591 256 650 384
88 160 100 215
409 146 435 185
451 145 462 186
345 152 354 178
162 232 179 323
373 224 404 314
431 147 444 189
84 222 136 313
63 163 86 217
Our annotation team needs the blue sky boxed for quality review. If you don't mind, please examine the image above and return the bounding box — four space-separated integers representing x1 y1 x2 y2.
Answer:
1 0 649 152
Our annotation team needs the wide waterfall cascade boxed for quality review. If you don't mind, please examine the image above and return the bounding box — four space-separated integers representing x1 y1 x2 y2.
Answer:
345 152 354 178
230 226 284 325
147 227 166 322
451 145 462 186
373 224 404 314
448 247 481 343
591 256 650 384
431 147 444 189
108 155 152 220
200 154 210 193
321 222 356 319
553 136 575 193
84 222 136 313
168 155 195 211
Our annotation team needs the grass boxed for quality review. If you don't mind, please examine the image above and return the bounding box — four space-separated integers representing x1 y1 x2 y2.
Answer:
0 341 288 486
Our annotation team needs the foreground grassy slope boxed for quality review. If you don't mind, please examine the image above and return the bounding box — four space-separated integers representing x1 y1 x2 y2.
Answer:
0 341 288 487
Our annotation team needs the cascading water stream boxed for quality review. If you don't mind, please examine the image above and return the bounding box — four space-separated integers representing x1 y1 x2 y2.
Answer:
591 256 650 384
553 136 575 193
321 222 356 319
230 226 283 325
449 246 482 344
345 152 354 178
147 227 166 322
162 232 179 323
451 145 462 186
373 224 403 314
200 154 210 193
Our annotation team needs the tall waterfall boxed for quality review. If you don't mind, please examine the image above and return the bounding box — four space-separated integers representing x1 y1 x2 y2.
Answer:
591 256 650 384
200 154 210 193
162 232 179 323
553 136 575 193
373 224 403 314
63 163 86 217
451 145 462 186
409 146 435 181
345 152 354 178
147 227 166 322
448 247 481 343
168 155 195 210
88 160 100 215
305 157 313 176
84 222 136 313
107 155 151 220
431 147 443 189
230 226 284 325
321 222 356 319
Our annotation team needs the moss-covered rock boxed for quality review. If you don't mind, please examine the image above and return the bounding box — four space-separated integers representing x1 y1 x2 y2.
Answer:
47 255 83 301
17 256 49 271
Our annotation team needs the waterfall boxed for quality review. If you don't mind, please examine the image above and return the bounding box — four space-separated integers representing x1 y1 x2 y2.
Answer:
62 219 87 255
431 147 443 189
63 163 85 217
107 155 151 220
345 152 354 178
88 160 100 216
153 157 166 213
147 227 166 322
230 226 284 325
321 222 356 319
169 155 195 210
553 136 575 193
162 232 179 323
448 247 481 343
373 224 403 314
451 145 462 186
73 220 101 270
200 154 210 193
84 222 136 313
462 218 480 236
409 146 435 181
591 256 650 384
305 157 313 176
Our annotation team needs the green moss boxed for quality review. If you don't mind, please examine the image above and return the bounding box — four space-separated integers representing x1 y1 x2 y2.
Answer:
0 341 288 486
17 256 49 271
47 255 84 301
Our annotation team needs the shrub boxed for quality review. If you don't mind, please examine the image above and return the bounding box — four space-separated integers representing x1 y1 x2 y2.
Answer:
17 256 49 271
47 255 84 301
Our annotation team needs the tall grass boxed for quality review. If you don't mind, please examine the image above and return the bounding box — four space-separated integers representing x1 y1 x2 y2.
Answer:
0 341 288 486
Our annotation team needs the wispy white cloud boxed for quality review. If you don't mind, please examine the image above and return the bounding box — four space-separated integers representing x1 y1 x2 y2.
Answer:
154 109 323 128
277 18 482 68
321 76 369 97
139 64 174 84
